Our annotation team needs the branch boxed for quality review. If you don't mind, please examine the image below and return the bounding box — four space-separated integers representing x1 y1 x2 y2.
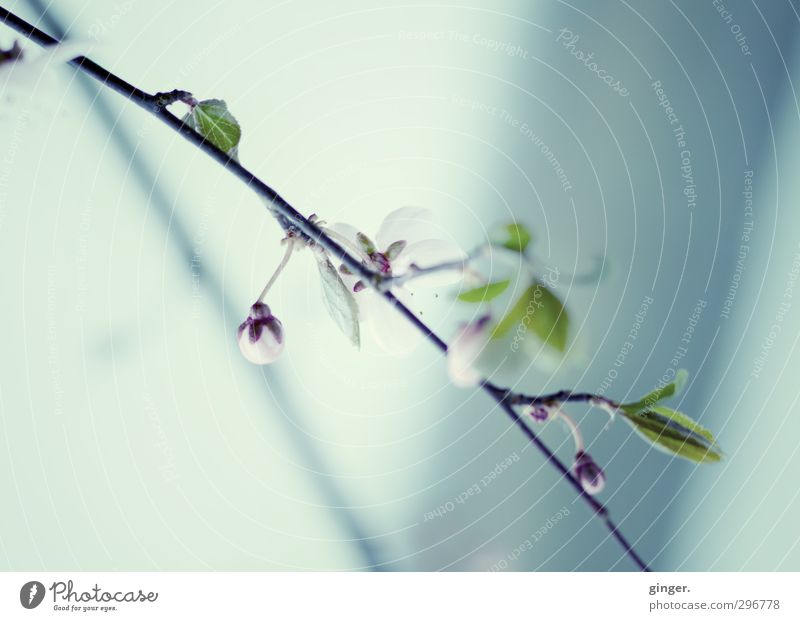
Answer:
0 6 650 571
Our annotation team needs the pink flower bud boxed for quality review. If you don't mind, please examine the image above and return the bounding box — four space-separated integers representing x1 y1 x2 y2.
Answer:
447 316 491 388
573 451 606 495
237 302 285 365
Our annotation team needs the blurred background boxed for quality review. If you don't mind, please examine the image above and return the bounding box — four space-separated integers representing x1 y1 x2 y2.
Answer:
1 0 799 571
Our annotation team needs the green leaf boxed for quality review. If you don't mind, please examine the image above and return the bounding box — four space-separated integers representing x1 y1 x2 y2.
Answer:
621 369 689 415
182 99 242 157
492 223 532 253
457 280 510 303
622 406 722 463
384 240 407 261
491 281 569 352
314 254 360 348
649 405 715 444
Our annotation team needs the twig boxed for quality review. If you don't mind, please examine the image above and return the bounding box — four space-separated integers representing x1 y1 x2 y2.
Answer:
0 6 650 571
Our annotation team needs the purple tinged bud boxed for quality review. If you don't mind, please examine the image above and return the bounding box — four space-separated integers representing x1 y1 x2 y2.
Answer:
353 280 366 293
523 403 551 422
573 451 605 495
237 302 285 365
368 251 392 274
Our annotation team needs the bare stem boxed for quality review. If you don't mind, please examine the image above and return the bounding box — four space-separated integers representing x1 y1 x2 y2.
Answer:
385 246 486 289
153 88 198 108
320 226 365 260
508 388 620 412
555 409 585 455
258 238 295 302
0 6 650 571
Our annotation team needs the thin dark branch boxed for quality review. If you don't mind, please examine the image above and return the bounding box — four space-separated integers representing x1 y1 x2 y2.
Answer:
488 390 651 572
507 389 620 410
0 6 650 571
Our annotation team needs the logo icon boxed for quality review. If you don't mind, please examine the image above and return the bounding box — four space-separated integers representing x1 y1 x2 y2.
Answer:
20 581 45 609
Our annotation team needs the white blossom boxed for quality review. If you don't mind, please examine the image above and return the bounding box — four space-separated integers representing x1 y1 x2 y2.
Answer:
329 206 464 354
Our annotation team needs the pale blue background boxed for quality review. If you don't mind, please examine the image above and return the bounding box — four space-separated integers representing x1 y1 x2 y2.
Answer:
1 0 799 570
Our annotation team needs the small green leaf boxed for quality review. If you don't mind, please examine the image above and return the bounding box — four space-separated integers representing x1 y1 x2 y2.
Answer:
491 281 569 352
622 406 722 463
621 369 689 415
457 280 510 303
356 232 376 255
492 223 532 253
384 240 407 260
314 253 360 348
182 99 242 157
649 405 715 444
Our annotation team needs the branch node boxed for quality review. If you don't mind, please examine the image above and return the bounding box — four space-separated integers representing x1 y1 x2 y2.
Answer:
152 89 197 110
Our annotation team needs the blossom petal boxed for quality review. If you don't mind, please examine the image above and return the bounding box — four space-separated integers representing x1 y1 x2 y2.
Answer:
350 287 374 320
326 222 369 261
363 288 426 355
376 206 437 249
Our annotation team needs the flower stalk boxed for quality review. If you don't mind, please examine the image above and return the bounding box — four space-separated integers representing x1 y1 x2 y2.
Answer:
258 238 295 302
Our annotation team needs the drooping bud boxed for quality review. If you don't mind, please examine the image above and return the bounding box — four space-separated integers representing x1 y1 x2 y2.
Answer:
447 316 491 388
237 302 285 365
573 451 606 495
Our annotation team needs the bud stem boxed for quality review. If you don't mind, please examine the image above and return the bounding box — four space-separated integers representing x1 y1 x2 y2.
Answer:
555 409 584 454
258 238 295 302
